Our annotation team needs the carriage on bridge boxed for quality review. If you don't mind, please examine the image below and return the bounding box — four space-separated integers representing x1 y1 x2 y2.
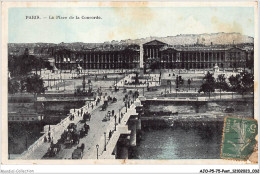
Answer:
79 123 90 138
63 131 80 147
45 143 61 157
61 123 80 147
72 143 85 159
112 97 117 103
82 112 91 122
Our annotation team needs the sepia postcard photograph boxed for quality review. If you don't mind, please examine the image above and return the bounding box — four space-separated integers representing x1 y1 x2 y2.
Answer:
0 1 259 173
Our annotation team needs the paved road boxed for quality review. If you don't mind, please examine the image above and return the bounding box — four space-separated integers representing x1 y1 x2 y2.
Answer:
22 99 99 160
45 88 130 159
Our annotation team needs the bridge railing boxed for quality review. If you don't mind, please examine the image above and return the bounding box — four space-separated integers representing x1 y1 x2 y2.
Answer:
99 103 138 159
19 97 103 159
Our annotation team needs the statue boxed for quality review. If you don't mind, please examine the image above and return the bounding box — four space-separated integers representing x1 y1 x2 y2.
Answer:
213 63 219 72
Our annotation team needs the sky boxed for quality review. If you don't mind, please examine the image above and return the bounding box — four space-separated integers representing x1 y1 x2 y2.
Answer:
8 7 255 43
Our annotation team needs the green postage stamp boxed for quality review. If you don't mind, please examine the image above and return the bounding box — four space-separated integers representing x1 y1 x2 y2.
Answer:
221 117 258 160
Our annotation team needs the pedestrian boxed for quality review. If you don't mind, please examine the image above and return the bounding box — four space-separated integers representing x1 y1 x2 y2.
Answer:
92 104 94 109
44 136 47 142
78 110 80 117
109 130 112 139
112 110 114 116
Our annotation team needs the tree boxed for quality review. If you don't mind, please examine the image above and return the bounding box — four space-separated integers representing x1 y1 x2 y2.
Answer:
198 71 215 98
25 74 45 94
228 74 241 99
216 74 229 99
8 49 48 77
8 78 20 94
228 71 254 98
239 71 254 96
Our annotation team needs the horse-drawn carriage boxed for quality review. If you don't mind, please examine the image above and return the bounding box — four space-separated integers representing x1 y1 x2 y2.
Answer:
72 143 85 159
79 128 87 138
84 123 90 131
61 123 80 147
79 123 90 138
102 111 112 122
82 112 91 122
67 123 77 131
101 100 108 111
45 143 61 157
107 96 112 102
112 97 117 103
63 131 80 147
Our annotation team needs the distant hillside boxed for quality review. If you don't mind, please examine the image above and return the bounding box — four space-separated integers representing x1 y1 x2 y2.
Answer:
8 32 254 54
116 32 254 46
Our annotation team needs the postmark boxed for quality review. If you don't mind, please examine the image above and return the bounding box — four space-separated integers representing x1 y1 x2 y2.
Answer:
221 116 258 161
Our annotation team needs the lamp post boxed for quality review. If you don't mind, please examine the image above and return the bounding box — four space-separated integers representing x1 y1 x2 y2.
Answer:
96 144 99 159
104 132 106 151
114 115 117 131
119 109 121 123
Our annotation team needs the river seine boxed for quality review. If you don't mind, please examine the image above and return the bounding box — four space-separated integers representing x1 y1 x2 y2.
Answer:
130 122 223 159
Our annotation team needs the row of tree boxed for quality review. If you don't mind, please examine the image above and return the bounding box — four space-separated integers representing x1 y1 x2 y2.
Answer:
8 74 45 94
8 49 51 77
199 71 254 98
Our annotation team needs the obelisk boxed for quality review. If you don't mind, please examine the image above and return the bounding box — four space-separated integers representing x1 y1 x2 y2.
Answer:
139 44 144 76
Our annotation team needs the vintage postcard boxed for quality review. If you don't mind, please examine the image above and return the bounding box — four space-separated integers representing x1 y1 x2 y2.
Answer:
1 1 259 168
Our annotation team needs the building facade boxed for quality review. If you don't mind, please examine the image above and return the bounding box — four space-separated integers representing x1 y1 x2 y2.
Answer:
8 94 43 122
54 40 253 70
54 45 140 70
